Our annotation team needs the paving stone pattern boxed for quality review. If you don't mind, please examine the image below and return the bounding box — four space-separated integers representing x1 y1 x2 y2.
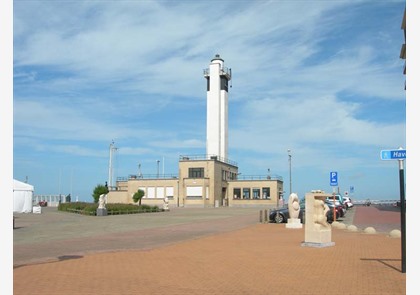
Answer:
13 205 405 295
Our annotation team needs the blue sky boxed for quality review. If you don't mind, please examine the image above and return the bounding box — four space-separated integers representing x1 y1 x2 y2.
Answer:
12 0 407 203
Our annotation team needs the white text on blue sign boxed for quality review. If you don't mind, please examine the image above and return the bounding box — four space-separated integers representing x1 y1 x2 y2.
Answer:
381 149 406 160
330 172 338 186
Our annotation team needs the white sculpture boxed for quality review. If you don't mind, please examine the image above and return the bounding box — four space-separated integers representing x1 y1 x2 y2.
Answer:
163 197 169 211
286 193 302 229
98 194 107 209
288 193 300 219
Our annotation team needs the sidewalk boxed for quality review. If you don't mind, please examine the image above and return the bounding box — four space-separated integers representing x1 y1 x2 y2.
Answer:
13 206 405 295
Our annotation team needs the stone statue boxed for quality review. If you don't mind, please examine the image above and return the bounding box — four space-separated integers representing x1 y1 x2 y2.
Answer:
302 192 334 247
163 197 169 211
288 193 300 219
98 194 107 209
314 199 329 229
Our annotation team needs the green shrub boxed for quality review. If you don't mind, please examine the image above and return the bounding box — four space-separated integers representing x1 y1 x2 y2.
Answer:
106 203 161 215
58 202 162 216
132 189 145 205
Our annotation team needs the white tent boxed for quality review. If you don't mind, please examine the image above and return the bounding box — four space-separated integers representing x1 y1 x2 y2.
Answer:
13 179 34 213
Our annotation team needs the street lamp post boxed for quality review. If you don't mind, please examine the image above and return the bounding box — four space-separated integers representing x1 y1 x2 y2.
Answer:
288 149 292 196
156 160 160 178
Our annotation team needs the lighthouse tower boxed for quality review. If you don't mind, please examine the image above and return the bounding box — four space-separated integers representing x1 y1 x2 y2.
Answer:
204 54 231 160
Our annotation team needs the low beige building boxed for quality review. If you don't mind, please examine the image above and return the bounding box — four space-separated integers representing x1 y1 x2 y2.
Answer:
107 155 284 208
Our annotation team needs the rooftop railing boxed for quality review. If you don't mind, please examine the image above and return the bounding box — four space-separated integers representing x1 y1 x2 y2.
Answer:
117 174 179 182
117 174 282 182
179 154 238 167
203 67 231 79
236 175 283 181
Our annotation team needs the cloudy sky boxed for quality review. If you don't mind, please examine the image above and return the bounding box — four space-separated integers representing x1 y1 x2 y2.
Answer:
13 0 406 202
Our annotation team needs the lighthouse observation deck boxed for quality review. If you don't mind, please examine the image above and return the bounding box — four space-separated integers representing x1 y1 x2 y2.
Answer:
203 67 231 80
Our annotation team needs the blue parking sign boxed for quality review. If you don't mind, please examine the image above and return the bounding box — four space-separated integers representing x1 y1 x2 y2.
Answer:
330 172 338 186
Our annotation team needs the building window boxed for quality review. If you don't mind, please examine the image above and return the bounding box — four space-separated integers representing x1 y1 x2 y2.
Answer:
262 187 270 199
233 188 241 199
222 170 235 181
243 188 250 199
189 167 204 178
186 186 202 198
220 76 228 91
156 187 165 198
252 188 260 199
166 187 174 198
147 187 155 198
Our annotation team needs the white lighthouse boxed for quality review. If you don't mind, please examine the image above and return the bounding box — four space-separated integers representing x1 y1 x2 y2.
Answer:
204 54 231 160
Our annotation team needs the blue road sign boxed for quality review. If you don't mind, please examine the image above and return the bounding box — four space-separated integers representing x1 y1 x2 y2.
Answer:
330 171 338 186
350 186 354 193
381 149 406 160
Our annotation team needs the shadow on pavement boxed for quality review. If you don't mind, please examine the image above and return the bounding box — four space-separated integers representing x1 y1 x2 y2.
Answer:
360 258 402 272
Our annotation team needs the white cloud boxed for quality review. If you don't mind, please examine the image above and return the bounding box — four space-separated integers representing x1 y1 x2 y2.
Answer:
13 100 155 141
13 0 406 200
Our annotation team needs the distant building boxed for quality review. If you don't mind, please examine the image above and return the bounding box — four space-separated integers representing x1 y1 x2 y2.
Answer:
107 55 284 208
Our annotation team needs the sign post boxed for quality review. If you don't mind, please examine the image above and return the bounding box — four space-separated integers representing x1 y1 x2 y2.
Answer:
380 147 406 273
330 171 338 187
330 172 338 221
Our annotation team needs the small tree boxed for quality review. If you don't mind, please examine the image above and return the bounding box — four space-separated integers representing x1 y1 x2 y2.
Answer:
92 184 109 203
132 189 145 205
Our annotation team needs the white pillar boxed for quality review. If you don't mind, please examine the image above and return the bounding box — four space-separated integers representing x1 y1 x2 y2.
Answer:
108 141 113 189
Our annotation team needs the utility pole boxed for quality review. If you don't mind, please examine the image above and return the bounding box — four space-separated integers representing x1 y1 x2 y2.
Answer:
108 140 117 190
288 149 292 196
162 156 165 176
138 163 143 178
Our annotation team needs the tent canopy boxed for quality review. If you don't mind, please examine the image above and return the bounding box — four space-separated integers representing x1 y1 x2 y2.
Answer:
13 179 34 213
13 179 34 191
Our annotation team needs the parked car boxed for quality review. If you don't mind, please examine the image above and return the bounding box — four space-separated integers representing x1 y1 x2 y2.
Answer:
342 196 354 209
269 204 305 224
326 195 344 205
325 198 346 215
324 200 345 219
327 194 344 203
326 209 334 223
269 199 344 224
